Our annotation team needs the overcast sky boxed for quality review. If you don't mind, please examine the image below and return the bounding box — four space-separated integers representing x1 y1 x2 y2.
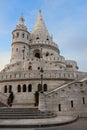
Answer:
0 0 87 72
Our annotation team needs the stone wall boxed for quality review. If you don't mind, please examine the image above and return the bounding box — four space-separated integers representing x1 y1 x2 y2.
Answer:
46 78 87 117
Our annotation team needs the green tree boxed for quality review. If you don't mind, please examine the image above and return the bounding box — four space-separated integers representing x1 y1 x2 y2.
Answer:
34 91 39 106
7 92 14 106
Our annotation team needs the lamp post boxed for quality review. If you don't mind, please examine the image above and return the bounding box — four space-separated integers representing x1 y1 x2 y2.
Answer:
22 46 25 60
40 67 44 92
38 47 46 112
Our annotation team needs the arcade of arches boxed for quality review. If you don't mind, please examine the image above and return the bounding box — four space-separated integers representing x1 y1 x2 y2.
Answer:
4 84 47 93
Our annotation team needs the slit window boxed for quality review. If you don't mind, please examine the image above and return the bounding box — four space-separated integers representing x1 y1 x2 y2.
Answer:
17 32 19 38
28 66 32 70
9 85 12 93
28 84 32 92
83 97 85 104
23 84 26 92
38 84 42 92
17 85 21 92
4 85 7 93
22 33 25 38
71 100 73 108
58 104 61 111
16 48 18 52
44 84 47 91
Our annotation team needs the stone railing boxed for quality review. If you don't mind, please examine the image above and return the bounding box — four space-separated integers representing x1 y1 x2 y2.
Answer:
0 70 86 82
30 41 58 48
46 72 87 96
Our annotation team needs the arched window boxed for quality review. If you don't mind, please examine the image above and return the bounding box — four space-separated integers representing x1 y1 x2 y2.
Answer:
28 84 32 92
23 84 26 92
46 52 49 56
9 85 12 93
36 34 39 40
46 36 49 41
22 33 25 38
58 104 61 111
36 37 39 40
17 85 21 92
35 53 40 58
44 84 47 92
4 85 7 93
38 84 42 92
28 66 32 70
17 32 19 38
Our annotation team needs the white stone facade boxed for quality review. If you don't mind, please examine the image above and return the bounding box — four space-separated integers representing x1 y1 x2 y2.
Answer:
0 11 87 117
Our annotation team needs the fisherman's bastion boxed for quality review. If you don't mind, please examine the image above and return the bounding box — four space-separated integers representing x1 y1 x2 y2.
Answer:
0 11 87 125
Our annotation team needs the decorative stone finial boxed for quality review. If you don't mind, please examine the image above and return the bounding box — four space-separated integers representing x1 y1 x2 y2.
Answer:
19 15 25 25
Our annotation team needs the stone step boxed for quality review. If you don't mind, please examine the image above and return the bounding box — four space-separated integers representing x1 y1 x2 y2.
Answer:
0 107 56 119
0 107 38 112
0 115 56 119
0 109 40 114
0 113 56 119
0 102 7 107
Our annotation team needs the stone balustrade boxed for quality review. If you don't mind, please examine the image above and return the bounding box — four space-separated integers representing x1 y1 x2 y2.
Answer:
0 70 86 82
30 41 58 48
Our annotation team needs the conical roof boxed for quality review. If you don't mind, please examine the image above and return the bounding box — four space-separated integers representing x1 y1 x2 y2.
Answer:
31 10 50 41
15 15 27 31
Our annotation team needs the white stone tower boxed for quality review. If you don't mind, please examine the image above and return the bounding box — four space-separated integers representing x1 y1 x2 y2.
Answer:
10 16 30 64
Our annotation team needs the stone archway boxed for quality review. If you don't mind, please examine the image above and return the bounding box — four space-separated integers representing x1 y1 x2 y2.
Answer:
33 49 41 59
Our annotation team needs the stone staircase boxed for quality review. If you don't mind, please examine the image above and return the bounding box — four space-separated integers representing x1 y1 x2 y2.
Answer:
0 107 56 119
46 76 87 96
0 101 7 107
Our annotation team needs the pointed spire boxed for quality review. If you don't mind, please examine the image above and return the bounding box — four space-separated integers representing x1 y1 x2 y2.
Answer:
16 15 27 30
32 10 49 36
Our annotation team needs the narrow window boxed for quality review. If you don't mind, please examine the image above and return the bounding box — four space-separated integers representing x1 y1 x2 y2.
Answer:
28 66 32 70
36 37 39 40
23 84 26 92
71 100 73 108
9 85 12 93
16 48 18 52
17 85 21 92
22 33 25 38
4 85 7 93
38 84 42 92
27 35 28 39
46 52 49 56
44 84 47 92
58 104 61 111
36 34 39 40
38 67 40 70
46 36 49 40
17 32 19 38
35 53 40 58
28 84 32 92
80 83 83 86
83 97 85 104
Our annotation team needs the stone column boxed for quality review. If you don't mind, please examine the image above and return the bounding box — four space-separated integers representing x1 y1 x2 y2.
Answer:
38 92 46 112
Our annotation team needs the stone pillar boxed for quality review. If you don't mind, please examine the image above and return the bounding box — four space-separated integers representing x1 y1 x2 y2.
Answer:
38 92 46 112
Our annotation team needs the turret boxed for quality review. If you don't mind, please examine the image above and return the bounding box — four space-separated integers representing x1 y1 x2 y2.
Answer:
30 10 60 59
10 16 30 64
